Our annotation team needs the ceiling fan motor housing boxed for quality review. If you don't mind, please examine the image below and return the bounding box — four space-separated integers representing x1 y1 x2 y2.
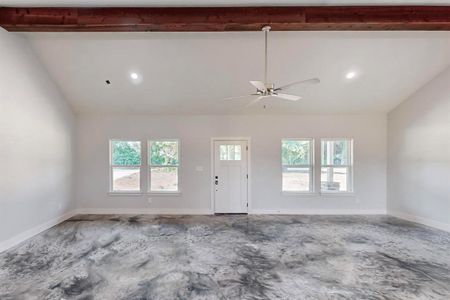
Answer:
222 23 318 104
264 83 275 95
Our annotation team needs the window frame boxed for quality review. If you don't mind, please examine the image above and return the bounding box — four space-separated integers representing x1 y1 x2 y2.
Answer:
320 138 354 194
147 139 181 194
109 139 142 193
281 138 315 194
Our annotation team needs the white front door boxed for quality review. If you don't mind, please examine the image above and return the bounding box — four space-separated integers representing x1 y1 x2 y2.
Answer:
213 140 248 213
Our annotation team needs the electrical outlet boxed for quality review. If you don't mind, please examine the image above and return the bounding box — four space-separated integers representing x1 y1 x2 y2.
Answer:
147 197 152 204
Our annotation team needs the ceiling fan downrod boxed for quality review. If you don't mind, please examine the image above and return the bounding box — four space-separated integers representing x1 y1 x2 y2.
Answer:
262 25 271 86
221 24 319 105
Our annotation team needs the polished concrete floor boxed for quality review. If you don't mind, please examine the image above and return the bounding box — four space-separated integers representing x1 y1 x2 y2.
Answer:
1 214 449 299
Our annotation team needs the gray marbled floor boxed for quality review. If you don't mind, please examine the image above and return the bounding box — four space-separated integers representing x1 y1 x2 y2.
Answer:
1 215 450 300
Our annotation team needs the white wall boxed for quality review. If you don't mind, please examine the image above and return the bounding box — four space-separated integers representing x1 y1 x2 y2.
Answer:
388 67 450 231
76 114 386 214
0 29 75 248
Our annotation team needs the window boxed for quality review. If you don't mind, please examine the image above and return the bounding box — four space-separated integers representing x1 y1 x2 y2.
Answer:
110 140 141 192
281 139 314 193
220 145 242 160
148 140 180 192
321 139 353 193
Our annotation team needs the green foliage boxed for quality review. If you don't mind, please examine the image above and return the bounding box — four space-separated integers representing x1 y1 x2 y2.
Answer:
282 140 310 165
150 141 179 165
333 141 347 165
112 141 141 165
322 140 349 165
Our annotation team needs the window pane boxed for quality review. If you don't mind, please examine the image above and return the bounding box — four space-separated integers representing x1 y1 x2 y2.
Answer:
321 167 348 192
321 140 350 166
112 167 140 191
150 141 179 165
282 140 310 165
150 167 178 191
333 141 349 165
111 141 141 166
282 166 310 192
220 145 241 160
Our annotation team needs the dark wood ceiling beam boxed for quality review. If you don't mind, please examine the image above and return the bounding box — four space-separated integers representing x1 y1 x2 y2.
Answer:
1 6 450 32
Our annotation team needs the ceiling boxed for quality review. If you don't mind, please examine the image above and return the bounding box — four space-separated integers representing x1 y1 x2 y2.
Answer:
24 31 450 115
2 0 450 7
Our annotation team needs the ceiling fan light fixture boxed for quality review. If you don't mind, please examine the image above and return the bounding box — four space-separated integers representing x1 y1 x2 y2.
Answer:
222 25 319 106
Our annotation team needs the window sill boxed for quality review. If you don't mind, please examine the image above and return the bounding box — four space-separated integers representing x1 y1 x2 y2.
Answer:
108 192 143 196
108 192 182 196
320 192 356 197
281 191 356 197
146 192 182 196
282 192 318 197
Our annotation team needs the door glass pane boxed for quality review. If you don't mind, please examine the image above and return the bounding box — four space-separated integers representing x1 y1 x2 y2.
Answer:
282 140 310 165
282 166 310 192
220 145 241 160
111 141 141 166
112 167 140 191
150 167 178 191
321 167 348 192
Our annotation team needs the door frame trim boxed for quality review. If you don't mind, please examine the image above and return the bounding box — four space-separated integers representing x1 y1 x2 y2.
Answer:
210 137 251 214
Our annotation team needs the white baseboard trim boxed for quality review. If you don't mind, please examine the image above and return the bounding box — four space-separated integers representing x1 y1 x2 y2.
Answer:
250 209 387 215
77 208 387 216
389 211 450 233
0 210 77 253
75 208 214 215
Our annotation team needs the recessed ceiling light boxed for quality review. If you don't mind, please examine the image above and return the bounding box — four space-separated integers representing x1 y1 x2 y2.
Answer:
130 72 139 80
346 71 356 79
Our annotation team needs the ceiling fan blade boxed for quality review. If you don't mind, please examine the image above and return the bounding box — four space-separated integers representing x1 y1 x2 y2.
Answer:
246 96 265 107
275 78 320 91
274 93 302 101
249 81 267 92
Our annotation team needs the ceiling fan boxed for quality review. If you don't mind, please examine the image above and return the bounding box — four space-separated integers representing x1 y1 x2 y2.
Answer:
224 26 320 106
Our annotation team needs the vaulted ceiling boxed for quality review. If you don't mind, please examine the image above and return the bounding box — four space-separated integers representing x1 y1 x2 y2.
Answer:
23 31 450 115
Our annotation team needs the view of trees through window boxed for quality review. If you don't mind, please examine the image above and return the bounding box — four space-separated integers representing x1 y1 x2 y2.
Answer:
150 141 179 165
321 139 352 192
149 140 179 192
282 140 312 192
112 141 141 165
111 141 141 192
322 140 349 165
282 140 310 165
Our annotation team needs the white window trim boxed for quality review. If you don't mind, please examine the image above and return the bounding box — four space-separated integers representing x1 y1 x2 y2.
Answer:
147 139 181 194
109 139 142 193
320 138 354 194
281 138 315 194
